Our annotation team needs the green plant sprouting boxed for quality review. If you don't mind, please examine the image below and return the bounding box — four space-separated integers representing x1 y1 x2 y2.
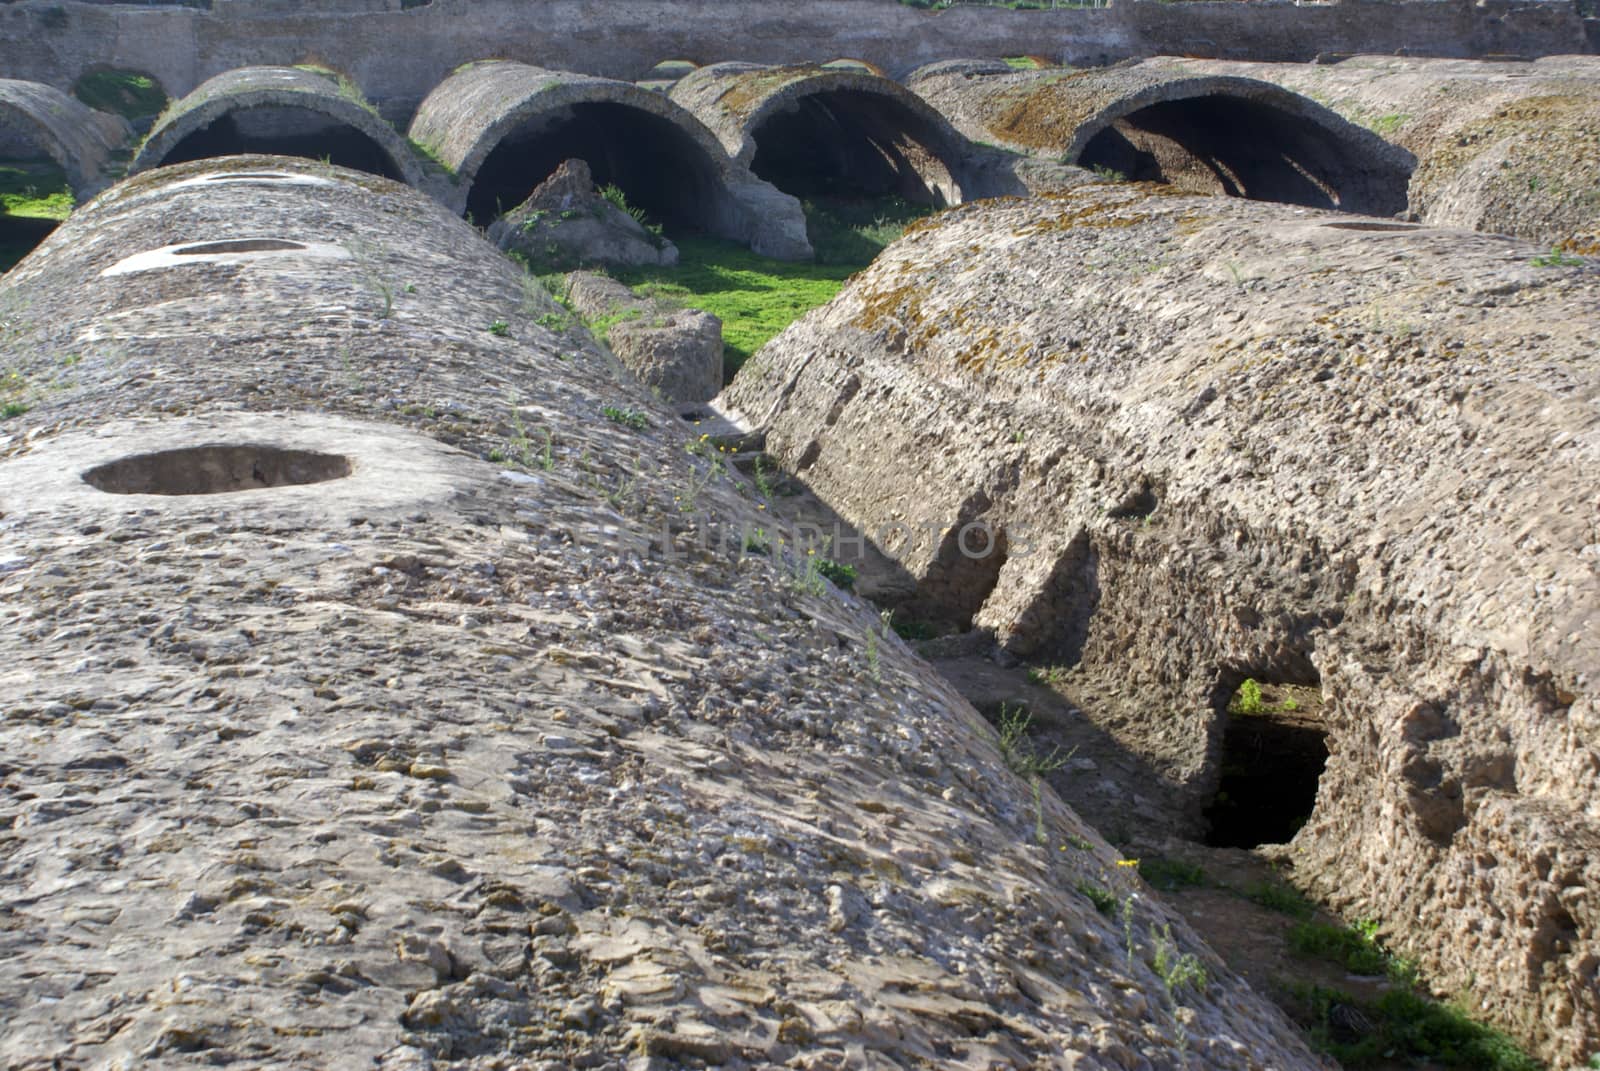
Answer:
996 703 1072 778
601 404 649 430
1151 924 1209 995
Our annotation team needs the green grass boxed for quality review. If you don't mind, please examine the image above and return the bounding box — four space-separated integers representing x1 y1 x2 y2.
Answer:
1369 111 1410 136
72 69 168 120
1288 919 1390 976
1244 879 1316 919
611 196 933 380
1293 984 1539 1070
1 164 72 221
1 163 72 273
1139 856 1207 892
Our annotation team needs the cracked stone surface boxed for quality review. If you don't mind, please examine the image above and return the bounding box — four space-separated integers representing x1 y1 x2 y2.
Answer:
0 157 1323 1069
722 185 1599 1067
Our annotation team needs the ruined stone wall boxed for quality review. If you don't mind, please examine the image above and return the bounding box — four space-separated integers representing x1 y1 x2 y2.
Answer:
722 186 1600 1066
0 0 1589 113
1142 54 1600 250
0 157 1322 1068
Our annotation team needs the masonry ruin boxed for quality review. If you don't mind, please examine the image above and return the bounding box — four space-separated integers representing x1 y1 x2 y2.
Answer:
1 3 1597 1067
722 186 1599 1066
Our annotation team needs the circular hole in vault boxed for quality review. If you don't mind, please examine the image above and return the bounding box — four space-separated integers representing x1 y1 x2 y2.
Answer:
1321 221 1420 233
171 238 307 256
82 444 352 496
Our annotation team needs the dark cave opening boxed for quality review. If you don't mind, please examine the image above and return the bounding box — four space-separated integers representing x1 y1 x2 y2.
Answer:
1078 95 1408 216
466 102 727 231
749 90 958 206
1203 678 1329 848
158 106 405 181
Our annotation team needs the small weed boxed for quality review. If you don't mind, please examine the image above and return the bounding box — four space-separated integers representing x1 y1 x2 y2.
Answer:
790 547 828 596
1234 678 1264 715
1532 248 1583 267
1244 879 1315 919
534 312 569 332
1089 164 1128 182
601 405 649 430
1 400 28 420
996 704 1072 778
1076 879 1117 915
1031 777 1049 846
1151 925 1208 995
815 558 857 590
752 454 777 498
1140 857 1207 892
598 183 646 225
539 429 555 471
677 436 727 513
743 528 771 556
1027 664 1070 687
488 320 510 337
888 614 937 642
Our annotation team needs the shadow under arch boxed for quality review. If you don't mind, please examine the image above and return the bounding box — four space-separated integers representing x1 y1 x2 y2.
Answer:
1067 78 1415 216
673 64 979 207
410 61 808 257
130 67 421 186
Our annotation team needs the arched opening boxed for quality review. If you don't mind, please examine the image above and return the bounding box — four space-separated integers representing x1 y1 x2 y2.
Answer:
157 106 406 181
749 89 960 206
466 102 727 232
71 68 169 125
1078 95 1406 215
1203 675 1329 848
0 123 70 273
